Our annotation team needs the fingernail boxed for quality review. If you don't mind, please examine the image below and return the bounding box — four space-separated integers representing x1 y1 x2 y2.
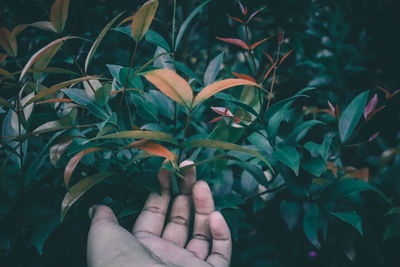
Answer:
88 205 96 220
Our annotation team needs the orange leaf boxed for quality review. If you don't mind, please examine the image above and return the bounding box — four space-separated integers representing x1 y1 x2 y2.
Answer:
0 28 17 57
110 88 142 95
126 140 177 163
261 49 274 64
251 36 271 50
262 63 276 83
0 53 7 64
366 105 385 120
193 78 260 107
36 98 73 105
50 0 70 33
131 0 159 42
64 147 103 187
326 161 338 177
345 167 369 182
144 68 193 108
118 15 135 26
279 49 293 65
232 72 256 83
277 27 284 45
216 37 250 50
19 36 78 81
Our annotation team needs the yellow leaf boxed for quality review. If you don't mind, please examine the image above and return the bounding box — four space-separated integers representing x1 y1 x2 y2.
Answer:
50 0 70 33
192 78 260 107
144 68 193 108
131 0 159 42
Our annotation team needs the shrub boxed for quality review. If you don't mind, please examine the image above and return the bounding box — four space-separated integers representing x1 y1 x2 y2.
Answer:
1 0 399 266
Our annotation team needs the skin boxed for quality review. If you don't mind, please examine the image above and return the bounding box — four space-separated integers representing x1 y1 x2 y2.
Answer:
87 160 232 267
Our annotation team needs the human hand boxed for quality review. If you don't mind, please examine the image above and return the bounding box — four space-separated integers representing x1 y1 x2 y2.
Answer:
87 160 232 267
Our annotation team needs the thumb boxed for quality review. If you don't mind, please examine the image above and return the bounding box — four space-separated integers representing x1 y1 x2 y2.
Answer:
89 205 118 225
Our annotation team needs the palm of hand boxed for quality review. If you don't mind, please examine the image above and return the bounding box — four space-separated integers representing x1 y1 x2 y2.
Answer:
87 161 231 267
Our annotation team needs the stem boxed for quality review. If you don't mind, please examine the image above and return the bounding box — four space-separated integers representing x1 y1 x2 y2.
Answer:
265 45 281 110
171 0 177 50
244 24 258 77
119 41 138 111
244 184 286 201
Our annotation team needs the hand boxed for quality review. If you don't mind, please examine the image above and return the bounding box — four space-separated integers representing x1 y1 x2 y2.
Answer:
87 160 232 267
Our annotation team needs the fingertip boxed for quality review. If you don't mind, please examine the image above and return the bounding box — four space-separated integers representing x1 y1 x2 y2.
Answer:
209 211 230 239
90 205 118 225
158 161 172 190
179 160 196 194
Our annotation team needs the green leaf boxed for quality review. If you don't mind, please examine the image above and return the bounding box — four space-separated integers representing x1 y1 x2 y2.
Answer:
338 90 369 143
61 172 114 221
287 120 325 143
204 52 224 85
31 215 60 255
235 161 268 187
272 146 300 175
145 29 170 51
303 204 322 249
131 0 159 42
385 207 400 216
187 139 272 169
85 12 123 72
175 61 203 85
0 97 13 109
94 84 112 106
301 157 326 177
61 89 91 105
319 134 333 162
90 130 178 145
214 92 259 118
280 200 301 231
383 221 400 242
320 178 391 204
175 0 211 51
331 211 363 235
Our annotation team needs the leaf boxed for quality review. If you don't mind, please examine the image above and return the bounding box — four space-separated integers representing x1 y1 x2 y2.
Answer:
287 120 325 143
301 158 326 177
143 68 193 108
64 147 103 187
240 170 258 193
227 14 244 24
31 21 57 32
192 78 259 107
61 172 114 221
9 24 30 41
187 139 272 169
50 0 70 33
0 27 17 57
125 140 177 163
319 134 333 162
26 76 99 105
364 93 377 119
232 72 256 83
0 97 13 109
303 204 322 249
204 52 224 85
385 207 400 216
175 61 203 84
320 178 391 204
279 49 294 65
61 88 91 105
175 0 211 51
31 215 60 255
251 37 271 50
331 211 363 235
90 130 178 145
19 36 77 81
216 37 250 50
131 0 158 42
272 146 300 175
94 84 112 106
32 41 63 80
383 221 400 242
85 12 123 72
338 90 369 143
145 29 170 51
280 200 301 231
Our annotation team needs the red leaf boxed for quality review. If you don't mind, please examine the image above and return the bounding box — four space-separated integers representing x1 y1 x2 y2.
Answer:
209 116 223 124
277 27 284 45
389 89 400 99
377 86 390 98
233 116 241 123
328 101 335 115
64 147 103 187
125 140 177 163
279 49 293 65
261 49 274 64
211 107 233 117
227 14 245 24
335 104 340 118
232 72 256 83
364 93 378 119
238 1 246 15
110 88 142 95
262 63 276 83
251 36 272 50
216 37 249 50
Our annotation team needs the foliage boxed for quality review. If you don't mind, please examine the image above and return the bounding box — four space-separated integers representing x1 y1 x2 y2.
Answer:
0 0 400 266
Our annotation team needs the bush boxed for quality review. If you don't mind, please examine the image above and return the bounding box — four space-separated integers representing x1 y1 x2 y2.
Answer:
1 0 399 266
